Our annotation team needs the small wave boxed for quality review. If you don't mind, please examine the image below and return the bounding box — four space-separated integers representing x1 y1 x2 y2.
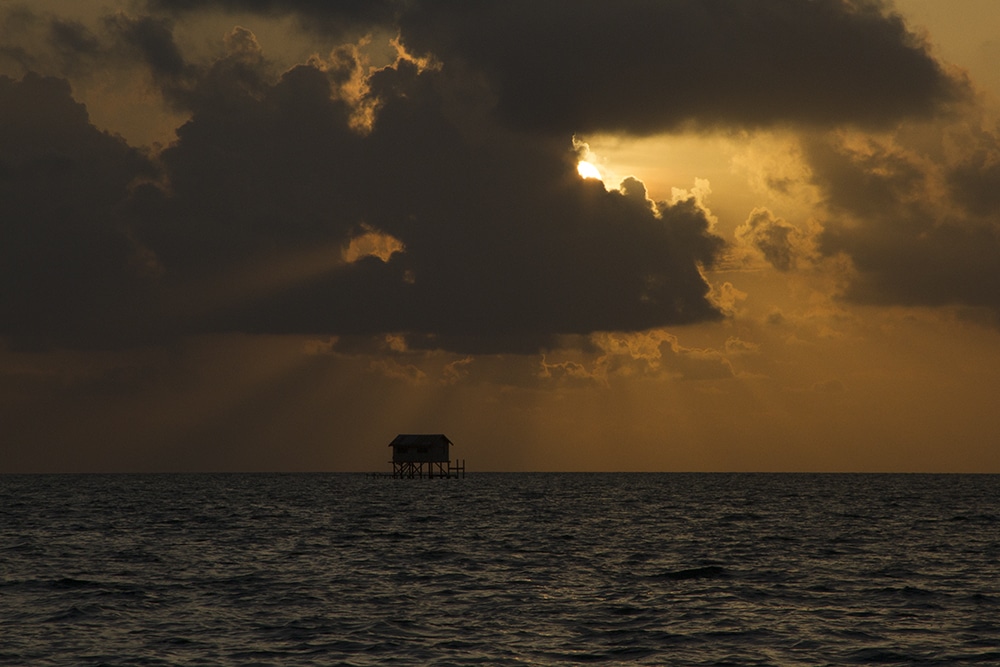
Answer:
605 604 647 616
957 650 1000 663
949 513 998 523
718 512 764 522
415 548 460 562
970 592 999 605
41 604 96 623
845 646 923 664
876 585 940 601
384 531 416 540
658 565 727 580
51 577 101 590
5 472 999 666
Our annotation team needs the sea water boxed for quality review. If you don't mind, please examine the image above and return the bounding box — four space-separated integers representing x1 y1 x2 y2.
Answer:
1 473 998 666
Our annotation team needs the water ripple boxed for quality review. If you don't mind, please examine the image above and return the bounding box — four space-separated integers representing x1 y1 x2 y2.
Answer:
1 472 998 665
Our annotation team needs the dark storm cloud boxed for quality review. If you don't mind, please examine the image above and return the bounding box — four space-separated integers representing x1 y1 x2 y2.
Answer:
808 131 1000 312
148 0 395 21
145 0 968 134
947 131 1000 218
49 18 101 59
1 8 72 76
148 0 400 39
0 22 725 353
105 14 186 79
0 73 159 350
0 0 975 353
142 55 726 352
399 0 967 133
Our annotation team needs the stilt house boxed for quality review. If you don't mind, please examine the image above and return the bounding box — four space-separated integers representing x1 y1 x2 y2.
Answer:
388 434 465 478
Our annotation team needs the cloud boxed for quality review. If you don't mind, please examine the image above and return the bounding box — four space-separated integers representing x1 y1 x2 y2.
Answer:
0 73 159 350
947 127 1000 217
155 54 727 351
142 0 968 135
734 208 814 271
540 329 735 383
49 18 102 65
1 20 727 353
399 0 967 135
807 121 1000 315
106 13 187 81
725 337 760 356
147 0 400 37
343 225 405 264
2 1 986 355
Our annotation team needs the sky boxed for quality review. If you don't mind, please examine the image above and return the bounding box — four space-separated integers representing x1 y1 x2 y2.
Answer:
2 0 1000 472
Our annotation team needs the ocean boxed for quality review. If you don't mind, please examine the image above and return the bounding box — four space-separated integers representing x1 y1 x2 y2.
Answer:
1 473 998 666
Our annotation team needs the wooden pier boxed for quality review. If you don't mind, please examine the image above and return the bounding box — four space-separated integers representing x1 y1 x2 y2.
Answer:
391 458 466 479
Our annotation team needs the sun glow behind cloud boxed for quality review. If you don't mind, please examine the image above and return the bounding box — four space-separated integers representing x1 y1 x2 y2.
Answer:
573 137 641 195
343 226 405 263
576 160 603 181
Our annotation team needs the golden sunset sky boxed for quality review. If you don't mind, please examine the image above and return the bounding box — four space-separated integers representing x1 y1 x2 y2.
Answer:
3 0 1000 472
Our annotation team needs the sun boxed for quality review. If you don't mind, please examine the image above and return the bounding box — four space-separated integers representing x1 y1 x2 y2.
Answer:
577 160 603 181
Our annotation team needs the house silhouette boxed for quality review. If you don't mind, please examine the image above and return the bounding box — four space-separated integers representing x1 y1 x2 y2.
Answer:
388 434 465 478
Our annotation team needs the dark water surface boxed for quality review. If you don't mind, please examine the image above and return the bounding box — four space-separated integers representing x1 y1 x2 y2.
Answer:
1 473 998 666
